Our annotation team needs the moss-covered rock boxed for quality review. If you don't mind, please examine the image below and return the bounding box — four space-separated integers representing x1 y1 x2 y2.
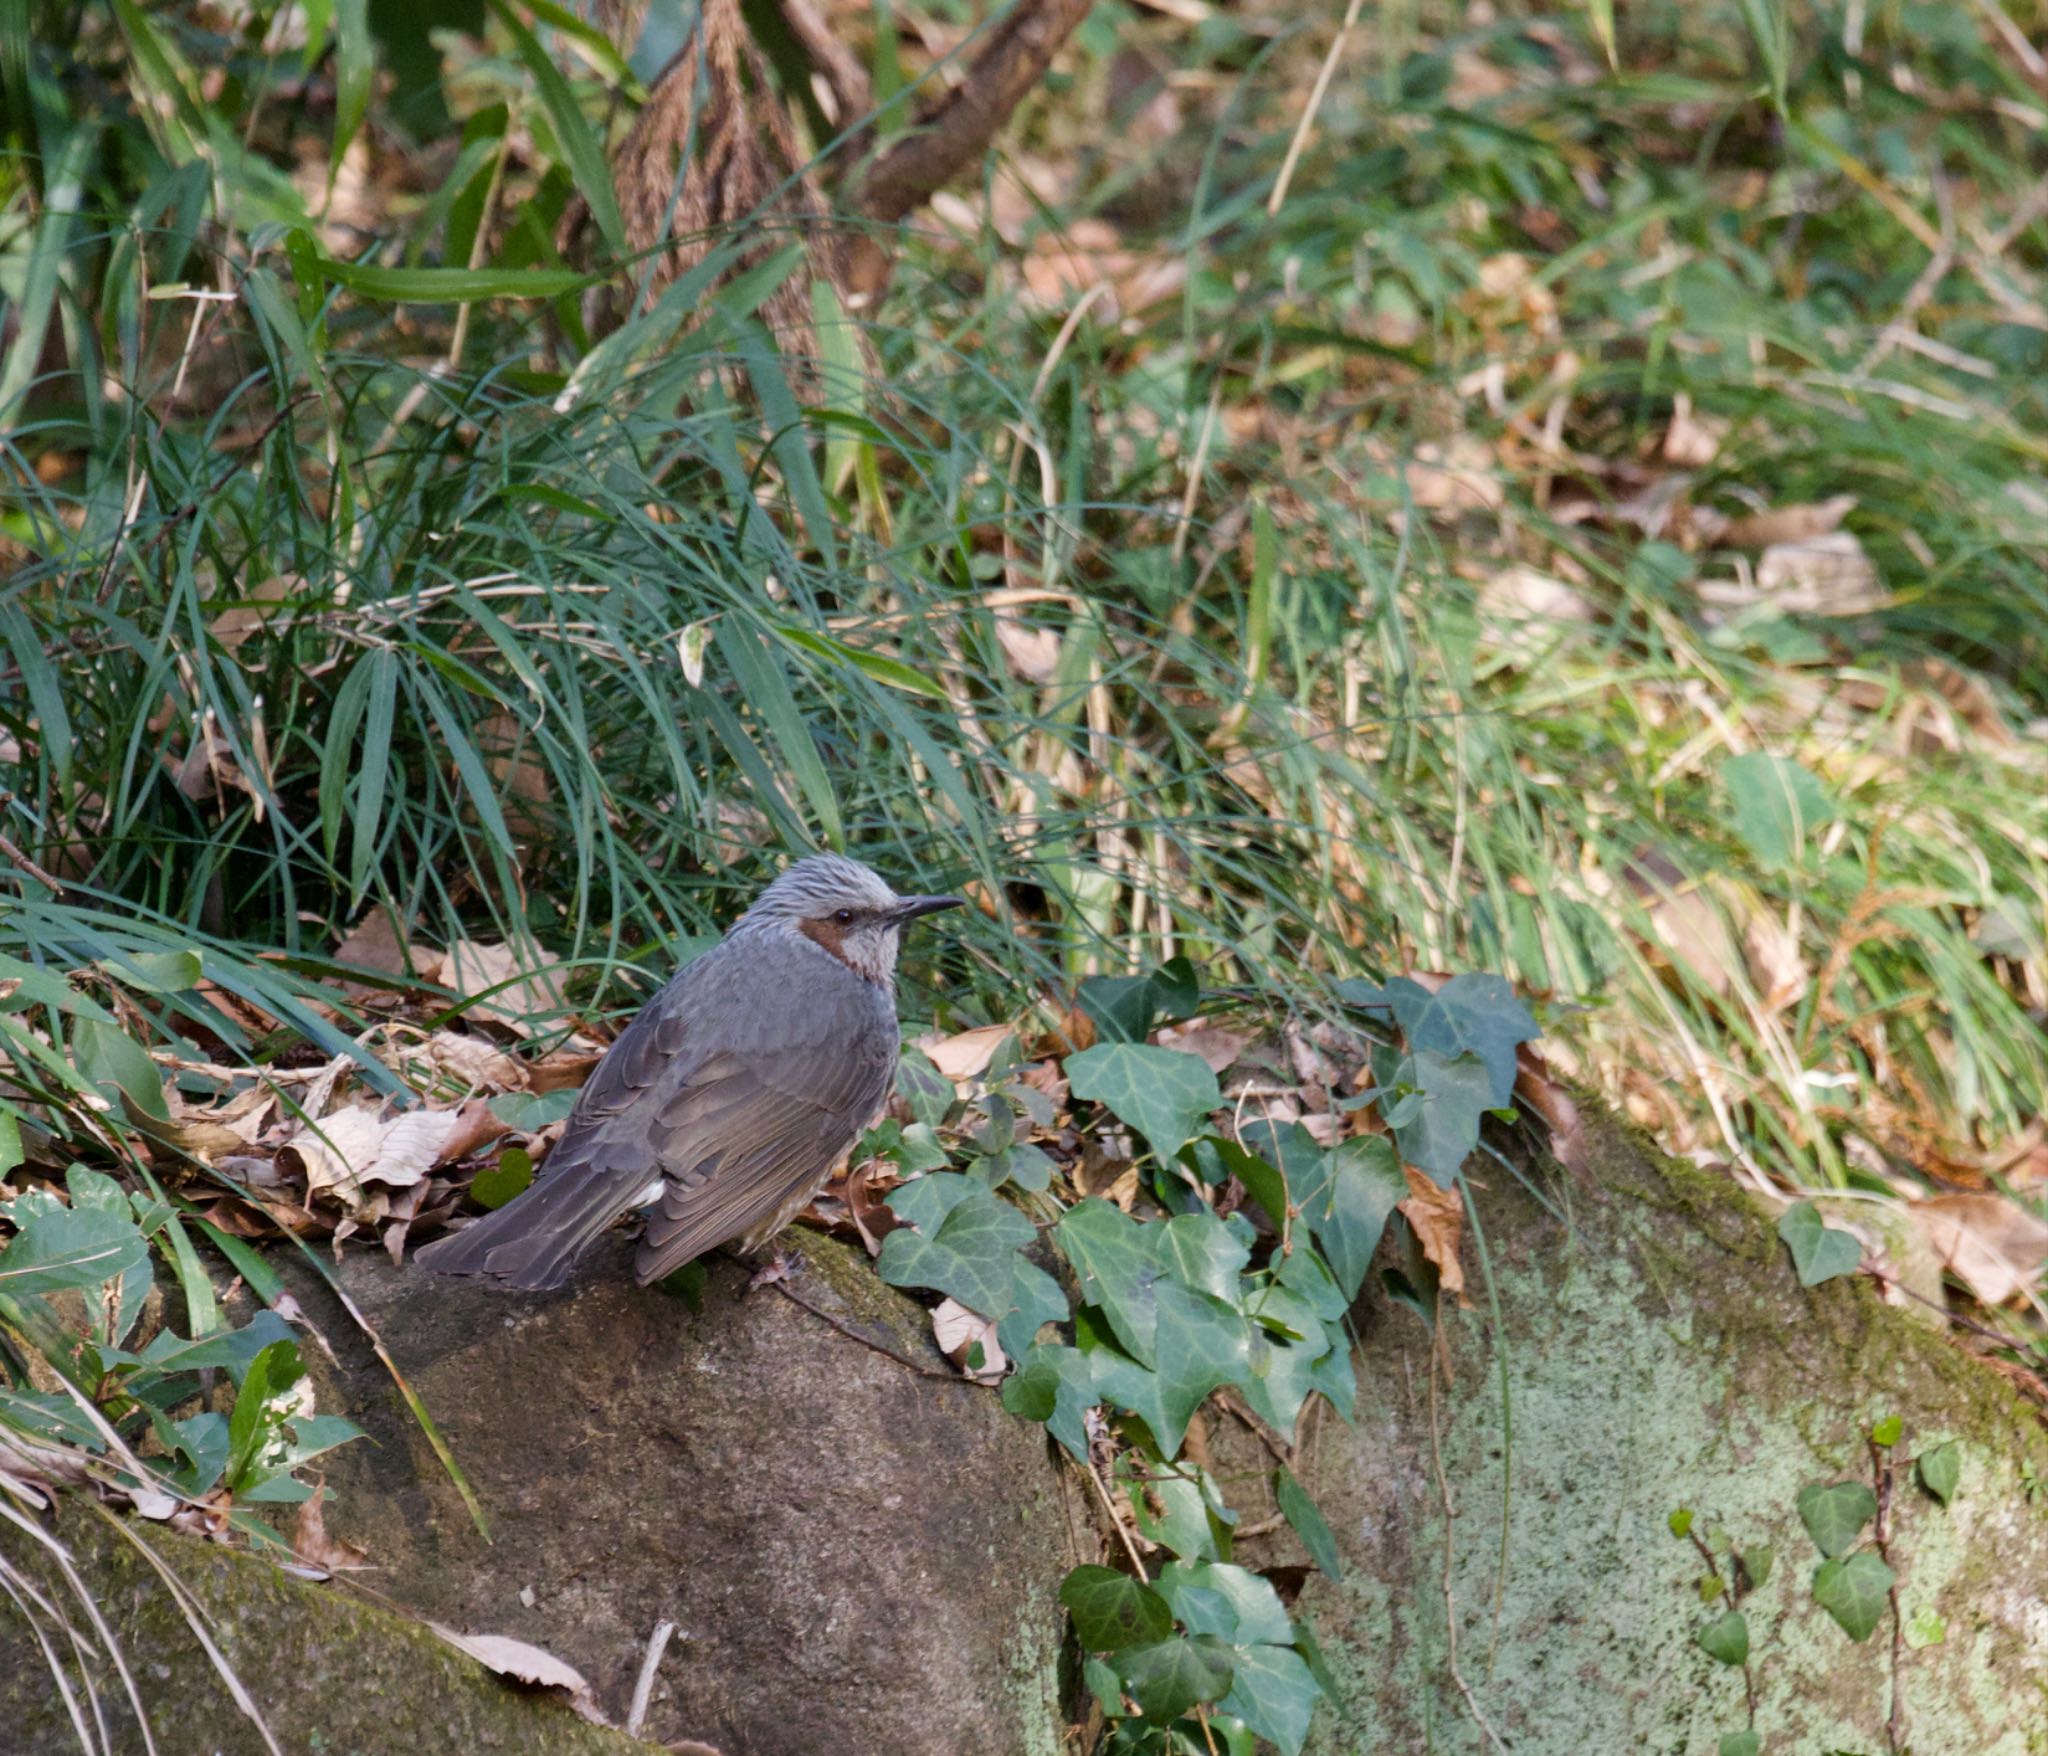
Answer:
0 1505 647 1754
282 1232 1082 1756
1298 1116 2048 1754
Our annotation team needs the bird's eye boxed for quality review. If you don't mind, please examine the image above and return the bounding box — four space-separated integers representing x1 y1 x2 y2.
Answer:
833 908 856 925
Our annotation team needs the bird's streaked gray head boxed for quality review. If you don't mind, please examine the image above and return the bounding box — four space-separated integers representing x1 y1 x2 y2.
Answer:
733 853 962 985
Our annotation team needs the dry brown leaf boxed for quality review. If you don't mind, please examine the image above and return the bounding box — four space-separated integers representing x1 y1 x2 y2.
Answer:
1912 1194 2048 1306
1478 565 1599 626
1018 217 1188 319
1155 1022 1251 1074
332 909 434 982
995 615 1063 682
1741 906 1809 1014
1717 494 1858 548
283 1106 460 1206
433 1097 514 1167
1404 436 1504 514
1661 394 1727 468
1513 1044 1586 1173
291 1487 369 1574
436 940 570 1037
412 1029 525 1093
428 1626 606 1722
931 1298 1008 1384
1400 1166 1467 1302
918 1023 1013 1082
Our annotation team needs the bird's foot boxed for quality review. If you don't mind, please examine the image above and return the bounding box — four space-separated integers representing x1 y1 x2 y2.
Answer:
744 1251 800 1295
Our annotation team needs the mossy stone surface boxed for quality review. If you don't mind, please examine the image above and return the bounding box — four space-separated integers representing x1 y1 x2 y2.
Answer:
1299 1116 2048 1754
0 1507 647 1754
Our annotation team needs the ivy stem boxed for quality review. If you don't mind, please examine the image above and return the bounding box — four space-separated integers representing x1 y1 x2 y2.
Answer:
1685 1525 1757 1725
1868 1436 1907 1754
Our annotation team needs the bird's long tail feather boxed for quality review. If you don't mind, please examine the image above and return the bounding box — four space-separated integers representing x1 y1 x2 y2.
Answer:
412 1158 653 1291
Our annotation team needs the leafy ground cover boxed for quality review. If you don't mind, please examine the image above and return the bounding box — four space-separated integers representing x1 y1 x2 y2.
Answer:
4 0 2048 1749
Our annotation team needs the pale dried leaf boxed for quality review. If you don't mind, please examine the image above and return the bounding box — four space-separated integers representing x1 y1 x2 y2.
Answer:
1405 436 1503 514
918 1023 1013 1083
1755 531 1887 614
292 1488 370 1573
1741 906 1809 1014
1154 1022 1251 1075
1661 394 1726 467
995 616 1063 683
414 1030 526 1093
931 1298 1008 1385
285 1107 460 1205
437 940 570 1038
429 1626 605 1722
1400 1165 1467 1301
1479 565 1599 625
1912 1193 2048 1306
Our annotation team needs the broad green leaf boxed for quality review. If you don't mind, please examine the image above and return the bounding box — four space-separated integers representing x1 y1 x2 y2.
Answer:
98 949 202 993
1796 1481 1878 1558
1917 1441 1961 1506
1303 1135 1403 1299
1059 1199 1168 1363
1382 1049 1493 1184
225 1338 306 1494
878 1179 1035 1320
1066 1043 1220 1165
164 1410 230 1495
1343 973 1538 1108
1087 1281 1251 1458
0 1207 150 1295
1003 1342 1098 1461
1060 1564 1174 1651
1777 1202 1861 1287
0 1103 20 1177
70 1018 170 1122
1207 1136 1289 1237
1737 1544 1774 1591
1156 1562 1292 1646
1117 1634 1235 1724
1275 1467 1341 1580
1217 1642 1320 1755
487 1090 578 1131
1126 1464 1227 1563
486 0 623 250
1812 1549 1894 1642
997 1257 1070 1360
131 1311 295 1378
467 1150 533 1211
1870 1414 1902 1448
1697 1609 1749 1666
1157 1211 1249 1304
1904 1604 1946 1649
1719 1735 1762 1756
896 1049 954 1129
1722 752 1830 870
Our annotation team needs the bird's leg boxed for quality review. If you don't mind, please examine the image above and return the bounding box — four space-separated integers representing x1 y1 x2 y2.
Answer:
743 1249 801 1294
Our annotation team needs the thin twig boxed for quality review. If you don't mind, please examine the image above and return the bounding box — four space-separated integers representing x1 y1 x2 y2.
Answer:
625 1618 676 1737
1868 1437 1907 1754
770 1281 958 1381
0 810 64 894
1267 0 1368 217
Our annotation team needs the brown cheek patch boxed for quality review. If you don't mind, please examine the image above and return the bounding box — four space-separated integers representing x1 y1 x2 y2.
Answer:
798 916 851 964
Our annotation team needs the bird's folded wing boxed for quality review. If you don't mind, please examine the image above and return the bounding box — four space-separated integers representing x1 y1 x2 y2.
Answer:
632 1033 893 1282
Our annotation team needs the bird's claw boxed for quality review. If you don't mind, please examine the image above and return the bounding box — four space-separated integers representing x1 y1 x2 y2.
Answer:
744 1251 799 1295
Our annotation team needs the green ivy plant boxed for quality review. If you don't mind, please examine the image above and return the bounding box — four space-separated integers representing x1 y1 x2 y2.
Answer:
869 965 1540 1752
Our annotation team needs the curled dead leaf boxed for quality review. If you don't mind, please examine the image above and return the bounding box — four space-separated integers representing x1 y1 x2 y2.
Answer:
428 1626 606 1723
932 1298 1008 1385
1400 1166 1468 1303
282 1106 461 1208
918 1023 1013 1083
292 1486 370 1574
435 940 571 1037
1913 1193 2048 1306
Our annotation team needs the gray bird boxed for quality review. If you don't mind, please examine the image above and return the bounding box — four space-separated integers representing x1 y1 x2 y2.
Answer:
415 855 961 1291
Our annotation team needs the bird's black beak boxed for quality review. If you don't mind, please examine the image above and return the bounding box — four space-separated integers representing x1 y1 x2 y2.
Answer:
892 895 964 925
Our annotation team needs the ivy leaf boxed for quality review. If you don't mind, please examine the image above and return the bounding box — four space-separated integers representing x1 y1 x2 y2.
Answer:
1719 1735 1761 1756
1066 1043 1221 1165
1275 1467 1341 1580
0 1207 150 1297
895 1048 954 1130
1696 1610 1749 1666
977 1140 1055 1194
878 1178 1035 1320
1157 1211 1250 1303
1777 1201 1862 1287
1736 1544 1774 1592
1869 1414 1902 1448
1723 751 1831 870
1239 1328 1326 1439
996 1257 1070 1360
1812 1550 1894 1642
1351 973 1539 1107
1218 1642 1321 1755
1206 1135 1290 1236
1002 1343 1098 1462
1303 1135 1404 1299
1059 1199 1169 1364
468 1149 533 1210
485 1089 577 1131
1116 1634 1235 1724
1086 1283 1253 1458
1083 1657 1124 1718
1382 1049 1496 1184
1917 1441 1962 1506
1797 1482 1878 1558
1156 1561 1293 1645
1060 1564 1174 1651
1127 1465 1228 1563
